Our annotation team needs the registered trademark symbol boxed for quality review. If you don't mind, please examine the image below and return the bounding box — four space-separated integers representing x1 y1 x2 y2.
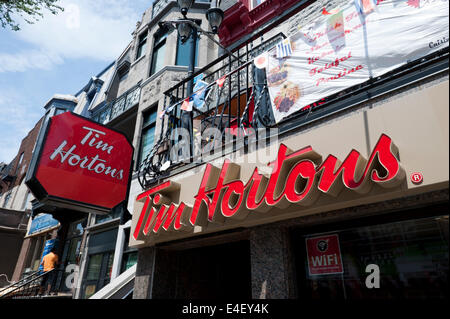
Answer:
410 172 423 184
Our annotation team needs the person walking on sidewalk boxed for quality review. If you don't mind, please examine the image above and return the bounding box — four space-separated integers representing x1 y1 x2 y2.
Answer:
39 247 59 296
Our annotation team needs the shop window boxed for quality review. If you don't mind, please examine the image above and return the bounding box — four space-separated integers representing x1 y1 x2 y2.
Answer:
120 228 138 273
31 236 46 271
82 229 117 298
136 31 148 60
67 219 85 237
83 252 115 299
294 215 449 300
57 218 86 292
95 207 121 225
150 31 167 76
176 32 199 67
138 107 157 166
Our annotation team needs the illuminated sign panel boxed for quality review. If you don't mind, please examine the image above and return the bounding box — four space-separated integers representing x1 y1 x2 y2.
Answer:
26 112 134 215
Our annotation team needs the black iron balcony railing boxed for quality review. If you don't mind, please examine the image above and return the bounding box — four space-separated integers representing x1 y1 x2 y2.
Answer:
137 31 286 188
91 85 141 125
0 269 59 299
0 162 15 183
137 28 449 190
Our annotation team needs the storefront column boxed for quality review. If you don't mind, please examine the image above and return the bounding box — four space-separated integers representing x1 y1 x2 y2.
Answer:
250 225 295 299
133 247 156 299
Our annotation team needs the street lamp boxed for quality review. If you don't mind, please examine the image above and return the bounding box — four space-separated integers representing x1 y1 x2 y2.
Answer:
177 0 194 17
160 1 226 162
206 7 224 34
177 21 193 43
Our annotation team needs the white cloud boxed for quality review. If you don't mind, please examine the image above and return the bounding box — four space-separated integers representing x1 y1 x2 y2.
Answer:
0 50 63 73
0 0 151 73
0 0 153 162
0 88 42 163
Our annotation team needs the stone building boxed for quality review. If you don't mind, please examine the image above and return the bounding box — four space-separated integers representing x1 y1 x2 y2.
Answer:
4 0 448 302
128 0 449 300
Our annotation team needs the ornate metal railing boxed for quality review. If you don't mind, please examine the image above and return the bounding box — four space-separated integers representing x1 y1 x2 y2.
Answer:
137 32 287 189
92 85 141 125
0 269 58 299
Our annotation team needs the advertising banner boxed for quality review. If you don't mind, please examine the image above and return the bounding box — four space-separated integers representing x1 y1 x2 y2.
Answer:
266 0 449 123
306 234 344 275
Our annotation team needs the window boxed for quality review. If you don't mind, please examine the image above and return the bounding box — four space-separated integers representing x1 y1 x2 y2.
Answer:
2 191 11 208
21 190 30 210
82 229 117 298
176 34 199 67
295 214 449 300
120 228 138 273
119 71 129 82
15 152 24 175
251 0 267 9
58 218 86 292
150 31 167 76
138 108 158 166
95 208 121 225
136 31 148 60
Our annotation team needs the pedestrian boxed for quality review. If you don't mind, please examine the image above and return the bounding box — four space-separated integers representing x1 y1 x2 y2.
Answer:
39 247 59 296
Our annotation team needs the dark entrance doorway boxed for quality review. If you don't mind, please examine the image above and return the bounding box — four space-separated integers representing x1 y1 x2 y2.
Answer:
154 240 252 299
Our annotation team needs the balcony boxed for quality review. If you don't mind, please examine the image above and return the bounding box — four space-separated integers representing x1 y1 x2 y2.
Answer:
137 8 449 190
0 163 15 183
91 85 141 125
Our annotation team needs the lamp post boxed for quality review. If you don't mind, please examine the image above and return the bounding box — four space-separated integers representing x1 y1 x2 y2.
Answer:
159 0 225 162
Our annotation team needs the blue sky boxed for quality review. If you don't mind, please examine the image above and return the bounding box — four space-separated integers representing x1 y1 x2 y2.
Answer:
0 0 152 164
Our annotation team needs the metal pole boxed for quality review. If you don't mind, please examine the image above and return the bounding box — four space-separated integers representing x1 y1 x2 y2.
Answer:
181 28 197 162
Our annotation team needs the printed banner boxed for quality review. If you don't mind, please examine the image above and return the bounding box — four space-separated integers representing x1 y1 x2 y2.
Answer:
266 0 449 123
306 234 344 275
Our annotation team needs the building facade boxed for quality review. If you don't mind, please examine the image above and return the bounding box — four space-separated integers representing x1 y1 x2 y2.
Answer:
128 0 449 300
0 117 44 286
3 0 448 301
6 0 222 299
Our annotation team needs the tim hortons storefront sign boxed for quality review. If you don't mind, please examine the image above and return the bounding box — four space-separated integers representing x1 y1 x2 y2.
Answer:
132 134 405 241
26 112 134 215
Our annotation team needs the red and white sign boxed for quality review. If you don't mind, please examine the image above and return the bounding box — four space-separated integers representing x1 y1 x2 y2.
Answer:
306 234 343 275
132 134 405 241
26 112 134 214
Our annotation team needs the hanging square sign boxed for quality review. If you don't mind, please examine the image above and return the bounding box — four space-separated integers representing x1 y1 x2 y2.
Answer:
306 234 344 275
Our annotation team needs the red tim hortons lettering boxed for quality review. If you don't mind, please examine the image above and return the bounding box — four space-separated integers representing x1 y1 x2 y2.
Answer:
132 134 404 240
